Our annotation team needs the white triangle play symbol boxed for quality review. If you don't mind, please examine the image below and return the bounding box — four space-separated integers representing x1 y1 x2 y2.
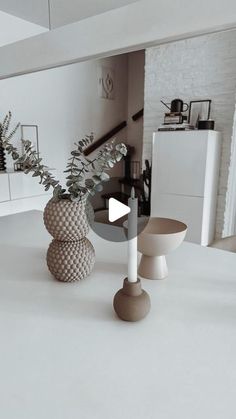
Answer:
108 198 131 222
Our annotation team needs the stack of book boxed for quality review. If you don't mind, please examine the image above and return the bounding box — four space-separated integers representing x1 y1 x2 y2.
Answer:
164 112 186 125
158 112 194 131
158 123 194 131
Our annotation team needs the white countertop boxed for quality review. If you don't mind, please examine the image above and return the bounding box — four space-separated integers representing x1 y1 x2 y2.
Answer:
0 211 236 419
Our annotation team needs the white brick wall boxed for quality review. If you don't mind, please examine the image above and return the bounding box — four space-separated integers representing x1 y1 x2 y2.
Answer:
143 30 236 238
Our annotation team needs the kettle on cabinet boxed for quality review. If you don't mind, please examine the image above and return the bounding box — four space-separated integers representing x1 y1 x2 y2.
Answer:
161 98 189 113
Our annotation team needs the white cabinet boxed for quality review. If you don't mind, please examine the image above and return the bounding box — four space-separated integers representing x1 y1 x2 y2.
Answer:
0 174 10 202
0 170 56 216
151 130 221 245
155 132 207 197
9 172 51 200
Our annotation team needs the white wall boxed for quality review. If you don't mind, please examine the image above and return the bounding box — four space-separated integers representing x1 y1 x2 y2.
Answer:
127 50 145 165
0 54 128 200
0 10 47 47
143 29 236 239
1 0 236 79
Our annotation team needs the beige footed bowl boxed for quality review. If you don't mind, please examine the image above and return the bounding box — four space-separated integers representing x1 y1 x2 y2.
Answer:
138 217 187 280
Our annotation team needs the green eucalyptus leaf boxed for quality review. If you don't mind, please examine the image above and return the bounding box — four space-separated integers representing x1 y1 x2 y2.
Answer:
85 178 95 189
32 171 41 177
92 175 101 182
71 150 81 156
95 184 103 192
100 172 110 181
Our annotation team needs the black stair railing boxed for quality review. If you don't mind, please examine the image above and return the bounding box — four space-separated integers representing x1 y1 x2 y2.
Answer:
132 108 144 121
84 108 143 155
84 121 127 156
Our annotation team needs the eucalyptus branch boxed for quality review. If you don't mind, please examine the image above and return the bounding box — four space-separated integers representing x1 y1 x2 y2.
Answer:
1 111 127 202
64 133 95 200
64 135 127 201
0 111 20 140
19 140 64 197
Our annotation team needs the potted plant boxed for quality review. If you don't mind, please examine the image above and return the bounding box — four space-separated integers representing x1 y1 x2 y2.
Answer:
0 112 127 282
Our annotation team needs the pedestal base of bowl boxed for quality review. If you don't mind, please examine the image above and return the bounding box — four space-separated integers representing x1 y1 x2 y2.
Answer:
138 255 168 280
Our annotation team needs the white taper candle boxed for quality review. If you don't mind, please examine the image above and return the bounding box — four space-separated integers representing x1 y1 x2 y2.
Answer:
128 187 138 283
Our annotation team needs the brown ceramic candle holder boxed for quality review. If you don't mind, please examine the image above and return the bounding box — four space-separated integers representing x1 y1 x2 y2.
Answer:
113 278 151 322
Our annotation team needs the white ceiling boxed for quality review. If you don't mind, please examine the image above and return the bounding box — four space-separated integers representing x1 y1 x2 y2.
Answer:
0 0 140 29
0 0 49 28
50 0 140 28
0 10 47 47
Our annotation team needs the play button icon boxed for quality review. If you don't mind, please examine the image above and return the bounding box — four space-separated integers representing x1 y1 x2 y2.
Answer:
86 176 150 242
108 198 130 222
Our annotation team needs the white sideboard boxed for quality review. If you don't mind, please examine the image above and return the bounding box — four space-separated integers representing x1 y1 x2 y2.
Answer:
0 170 56 216
151 130 222 245
0 173 10 202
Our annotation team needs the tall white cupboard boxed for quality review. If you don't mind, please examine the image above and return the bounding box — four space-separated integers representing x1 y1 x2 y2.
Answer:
151 130 221 245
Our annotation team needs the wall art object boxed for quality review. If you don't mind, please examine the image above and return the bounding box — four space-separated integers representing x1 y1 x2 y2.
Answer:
98 66 115 100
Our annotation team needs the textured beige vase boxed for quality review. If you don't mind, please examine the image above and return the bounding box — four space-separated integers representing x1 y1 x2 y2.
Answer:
44 198 95 282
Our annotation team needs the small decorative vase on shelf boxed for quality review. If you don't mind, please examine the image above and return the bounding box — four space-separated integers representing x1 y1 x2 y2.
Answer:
44 198 95 282
0 145 6 171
